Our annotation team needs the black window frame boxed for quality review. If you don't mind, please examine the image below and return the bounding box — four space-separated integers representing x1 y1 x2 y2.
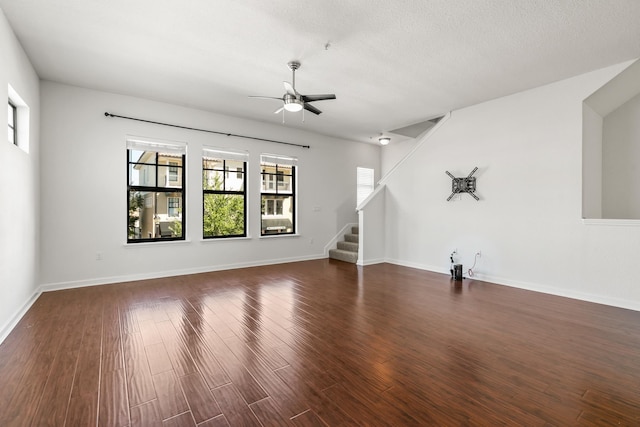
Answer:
202 156 247 239
260 160 296 236
8 100 17 146
127 149 186 243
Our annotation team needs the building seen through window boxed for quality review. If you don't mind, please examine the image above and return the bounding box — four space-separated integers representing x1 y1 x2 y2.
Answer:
127 139 186 242
260 154 296 235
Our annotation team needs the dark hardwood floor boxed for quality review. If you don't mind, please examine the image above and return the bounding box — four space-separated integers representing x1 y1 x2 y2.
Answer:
1 259 639 426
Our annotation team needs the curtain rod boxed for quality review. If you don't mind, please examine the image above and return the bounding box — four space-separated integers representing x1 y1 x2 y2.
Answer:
104 112 310 149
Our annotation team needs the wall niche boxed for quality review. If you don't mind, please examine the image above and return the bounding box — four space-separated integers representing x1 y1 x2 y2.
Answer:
583 59 640 220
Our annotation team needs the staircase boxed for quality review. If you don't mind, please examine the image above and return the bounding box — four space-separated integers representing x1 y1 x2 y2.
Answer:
329 226 359 264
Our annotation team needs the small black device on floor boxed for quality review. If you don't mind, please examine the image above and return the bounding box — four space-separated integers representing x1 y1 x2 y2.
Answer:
453 264 463 281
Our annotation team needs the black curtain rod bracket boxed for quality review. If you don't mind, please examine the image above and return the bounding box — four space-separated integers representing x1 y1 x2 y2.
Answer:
104 112 310 149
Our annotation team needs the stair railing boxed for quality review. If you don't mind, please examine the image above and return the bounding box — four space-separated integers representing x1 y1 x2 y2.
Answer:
355 112 451 265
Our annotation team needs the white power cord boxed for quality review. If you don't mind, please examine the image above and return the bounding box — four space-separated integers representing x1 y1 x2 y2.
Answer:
468 252 480 277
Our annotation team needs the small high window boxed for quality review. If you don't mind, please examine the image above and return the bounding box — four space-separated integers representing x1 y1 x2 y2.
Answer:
260 154 297 236
8 100 17 145
7 84 29 153
357 167 375 206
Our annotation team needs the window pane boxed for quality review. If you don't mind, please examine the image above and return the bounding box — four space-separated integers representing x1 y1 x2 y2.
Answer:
226 160 244 174
261 174 277 192
203 170 224 190
8 102 15 144
225 171 244 191
357 167 375 205
277 173 292 193
203 157 224 170
7 102 13 124
129 163 156 186
128 190 183 240
261 163 275 174
129 149 154 163
203 194 245 237
261 195 293 235
158 165 182 188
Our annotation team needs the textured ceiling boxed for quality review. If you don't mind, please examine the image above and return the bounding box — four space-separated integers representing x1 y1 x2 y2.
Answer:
1 0 639 144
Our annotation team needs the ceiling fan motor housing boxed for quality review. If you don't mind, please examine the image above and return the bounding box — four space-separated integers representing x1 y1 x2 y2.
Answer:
283 93 303 111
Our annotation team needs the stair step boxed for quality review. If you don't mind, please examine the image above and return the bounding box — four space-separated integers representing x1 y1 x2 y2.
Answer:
329 249 358 264
344 233 359 243
351 226 359 235
337 241 358 252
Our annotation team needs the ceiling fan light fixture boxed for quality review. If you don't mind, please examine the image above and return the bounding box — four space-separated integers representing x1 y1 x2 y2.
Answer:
283 94 303 112
284 100 303 112
379 137 391 145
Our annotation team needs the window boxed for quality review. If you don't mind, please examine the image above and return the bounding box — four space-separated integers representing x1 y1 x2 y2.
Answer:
357 167 375 206
202 148 248 238
260 154 296 235
167 197 180 217
127 138 186 242
168 161 179 183
7 85 29 153
8 100 17 145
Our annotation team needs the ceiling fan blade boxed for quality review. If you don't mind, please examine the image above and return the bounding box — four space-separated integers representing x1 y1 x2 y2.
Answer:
249 96 283 101
273 107 284 114
301 94 336 102
303 103 322 115
283 81 297 95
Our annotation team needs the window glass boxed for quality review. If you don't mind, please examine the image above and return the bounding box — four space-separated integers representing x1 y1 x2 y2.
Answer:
127 139 186 242
128 190 183 240
357 167 375 205
260 154 296 236
202 149 247 238
8 101 16 145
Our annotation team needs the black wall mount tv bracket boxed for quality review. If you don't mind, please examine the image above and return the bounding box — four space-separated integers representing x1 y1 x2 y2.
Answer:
446 167 479 201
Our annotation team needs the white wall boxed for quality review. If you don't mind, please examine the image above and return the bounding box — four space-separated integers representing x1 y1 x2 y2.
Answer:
357 185 386 265
39 81 379 289
602 93 640 219
381 138 418 177
582 103 603 219
0 10 40 340
382 62 640 311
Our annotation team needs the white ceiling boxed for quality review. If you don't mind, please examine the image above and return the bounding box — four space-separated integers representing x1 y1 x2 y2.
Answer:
1 0 639 144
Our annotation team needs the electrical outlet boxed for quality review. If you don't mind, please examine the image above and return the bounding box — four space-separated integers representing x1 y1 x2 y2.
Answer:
96 252 103 261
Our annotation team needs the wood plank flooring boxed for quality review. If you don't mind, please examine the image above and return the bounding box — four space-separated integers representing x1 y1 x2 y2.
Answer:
1 259 639 426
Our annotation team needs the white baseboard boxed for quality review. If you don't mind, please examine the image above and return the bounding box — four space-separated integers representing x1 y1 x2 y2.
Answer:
385 258 640 312
39 253 328 293
357 257 385 266
477 273 640 313
0 289 42 345
385 258 449 275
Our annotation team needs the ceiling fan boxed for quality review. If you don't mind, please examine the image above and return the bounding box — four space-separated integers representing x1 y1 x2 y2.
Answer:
250 61 336 116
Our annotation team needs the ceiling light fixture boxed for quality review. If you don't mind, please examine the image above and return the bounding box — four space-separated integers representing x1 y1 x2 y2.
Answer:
283 94 303 112
379 137 391 145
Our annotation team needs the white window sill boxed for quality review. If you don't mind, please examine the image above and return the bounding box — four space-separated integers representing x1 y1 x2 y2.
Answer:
582 219 640 226
124 239 192 247
201 236 253 242
259 233 300 239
